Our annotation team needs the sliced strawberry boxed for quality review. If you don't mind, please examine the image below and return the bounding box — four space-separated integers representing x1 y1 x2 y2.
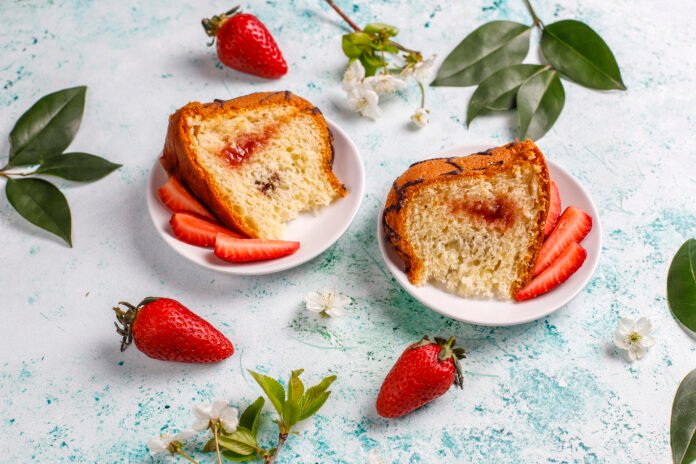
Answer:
158 177 216 221
544 181 561 238
214 234 299 262
535 206 592 275
170 212 243 247
516 242 587 301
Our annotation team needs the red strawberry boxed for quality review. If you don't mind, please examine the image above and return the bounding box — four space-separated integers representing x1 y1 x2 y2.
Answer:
113 297 234 363
158 177 216 221
376 336 465 419
202 7 288 79
544 181 561 238
535 206 592 275
170 212 243 247
214 233 299 262
516 242 587 301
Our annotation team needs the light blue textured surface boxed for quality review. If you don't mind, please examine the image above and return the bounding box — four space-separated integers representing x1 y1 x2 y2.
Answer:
1 0 695 462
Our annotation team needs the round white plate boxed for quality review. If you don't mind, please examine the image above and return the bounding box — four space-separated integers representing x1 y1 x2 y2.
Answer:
147 118 365 275
377 144 602 326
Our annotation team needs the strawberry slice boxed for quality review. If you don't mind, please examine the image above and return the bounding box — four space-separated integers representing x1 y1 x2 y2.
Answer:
214 234 300 262
170 212 243 247
516 242 587 301
535 206 592 275
543 181 561 238
158 177 216 221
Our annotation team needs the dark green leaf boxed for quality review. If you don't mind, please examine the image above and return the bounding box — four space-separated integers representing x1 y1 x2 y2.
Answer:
432 21 532 87
239 397 265 436
342 32 374 59
667 239 696 333
364 23 399 37
360 52 383 77
248 370 285 416
34 152 121 182
672 368 696 464
5 178 72 246
288 369 305 403
541 20 626 90
467 64 546 125
218 427 257 456
282 400 302 429
517 69 565 140
8 86 87 167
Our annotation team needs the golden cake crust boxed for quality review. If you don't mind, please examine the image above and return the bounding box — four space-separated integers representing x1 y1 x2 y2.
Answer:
382 139 550 297
161 91 347 238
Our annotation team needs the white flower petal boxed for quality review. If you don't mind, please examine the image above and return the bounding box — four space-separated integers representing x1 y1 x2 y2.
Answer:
192 404 211 420
211 399 229 419
342 60 366 91
634 317 652 336
326 307 345 318
368 449 385 464
613 331 629 350
641 334 656 348
174 430 195 441
414 54 437 83
147 435 171 454
617 317 635 335
220 407 239 433
305 291 326 312
364 74 407 95
411 108 429 128
331 294 351 309
191 418 209 432
628 344 646 361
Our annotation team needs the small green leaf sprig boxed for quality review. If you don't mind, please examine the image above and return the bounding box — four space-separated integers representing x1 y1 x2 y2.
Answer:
432 0 626 140
667 238 696 334
1 86 121 246
147 369 336 463
325 0 436 128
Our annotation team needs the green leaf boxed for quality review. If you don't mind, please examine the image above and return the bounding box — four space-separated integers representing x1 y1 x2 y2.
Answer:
202 438 216 453
5 178 72 246
359 52 383 77
7 86 87 167
341 32 374 59
282 400 302 429
288 369 305 402
467 64 546 125
432 21 532 87
541 20 626 90
363 22 399 37
248 370 285 416
667 239 696 333
517 69 565 140
34 152 121 182
239 397 265 436
222 451 257 462
218 427 257 456
672 369 696 464
299 375 336 421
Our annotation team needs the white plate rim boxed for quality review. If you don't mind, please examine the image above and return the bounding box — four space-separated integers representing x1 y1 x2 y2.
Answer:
146 118 365 275
376 144 602 326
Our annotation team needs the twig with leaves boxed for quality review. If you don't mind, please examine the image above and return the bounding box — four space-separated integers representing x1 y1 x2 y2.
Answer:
325 0 436 127
1 86 121 246
432 0 626 140
147 369 336 463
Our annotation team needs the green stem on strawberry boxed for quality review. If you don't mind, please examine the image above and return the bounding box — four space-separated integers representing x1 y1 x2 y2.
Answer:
113 297 160 352
202 6 241 43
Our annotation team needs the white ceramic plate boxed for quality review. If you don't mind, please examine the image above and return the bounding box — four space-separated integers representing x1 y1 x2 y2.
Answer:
377 144 602 326
147 118 365 275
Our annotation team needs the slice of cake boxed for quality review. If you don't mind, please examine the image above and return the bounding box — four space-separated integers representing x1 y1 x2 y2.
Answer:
161 91 347 239
383 140 550 299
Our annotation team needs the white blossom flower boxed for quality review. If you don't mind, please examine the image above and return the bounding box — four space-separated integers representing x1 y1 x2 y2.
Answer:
342 60 366 92
346 82 381 120
305 288 351 318
364 74 407 95
410 107 429 128
613 317 655 361
402 54 437 83
147 430 194 455
368 449 386 464
192 399 239 433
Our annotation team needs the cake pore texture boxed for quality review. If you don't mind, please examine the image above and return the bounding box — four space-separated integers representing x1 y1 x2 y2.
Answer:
383 140 550 299
161 91 347 239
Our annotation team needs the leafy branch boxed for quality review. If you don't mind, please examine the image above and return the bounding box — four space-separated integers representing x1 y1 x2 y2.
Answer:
1 86 121 246
433 0 626 140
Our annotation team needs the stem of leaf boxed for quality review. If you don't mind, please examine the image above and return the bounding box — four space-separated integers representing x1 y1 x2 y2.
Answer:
417 81 426 108
175 449 200 464
523 0 544 28
265 433 289 464
324 0 361 32
212 423 223 464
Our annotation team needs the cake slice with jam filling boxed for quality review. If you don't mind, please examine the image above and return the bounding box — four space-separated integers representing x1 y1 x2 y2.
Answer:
383 140 550 299
161 91 347 239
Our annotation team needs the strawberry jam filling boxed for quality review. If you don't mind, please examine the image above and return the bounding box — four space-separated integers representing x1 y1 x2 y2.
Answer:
219 126 277 167
451 196 517 230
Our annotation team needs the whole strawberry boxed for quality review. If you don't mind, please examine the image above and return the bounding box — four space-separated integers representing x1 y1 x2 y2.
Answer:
113 297 234 363
202 6 288 79
376 336 465 418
